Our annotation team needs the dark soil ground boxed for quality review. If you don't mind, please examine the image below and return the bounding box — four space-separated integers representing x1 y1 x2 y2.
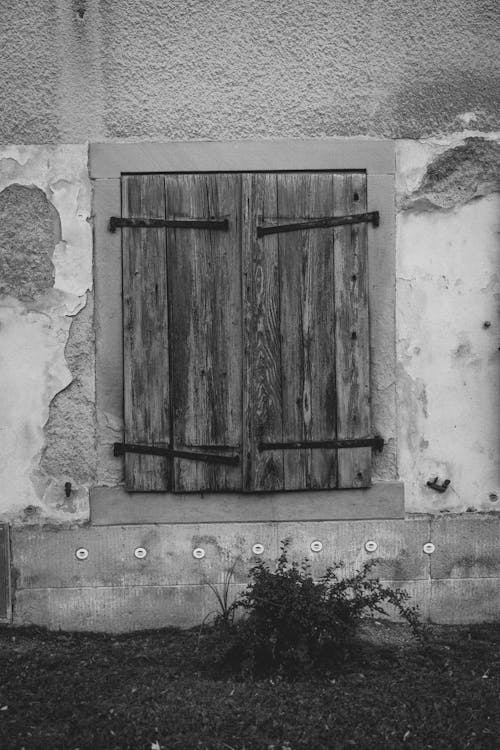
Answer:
0 621 499 750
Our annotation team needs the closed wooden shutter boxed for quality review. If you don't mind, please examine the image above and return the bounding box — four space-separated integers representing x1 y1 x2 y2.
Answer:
121 171 372 493
242 172 371 490
122 174 242 492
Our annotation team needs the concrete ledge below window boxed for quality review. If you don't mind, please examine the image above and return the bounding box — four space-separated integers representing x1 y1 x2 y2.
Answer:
89 481 404 525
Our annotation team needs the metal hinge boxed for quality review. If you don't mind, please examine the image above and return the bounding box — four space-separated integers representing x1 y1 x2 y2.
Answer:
257 210 379 237
113 442 240 466
258 436 384 452
109 217 229 233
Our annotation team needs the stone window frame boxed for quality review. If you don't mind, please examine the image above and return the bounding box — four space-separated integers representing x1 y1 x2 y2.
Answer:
90 140 402 525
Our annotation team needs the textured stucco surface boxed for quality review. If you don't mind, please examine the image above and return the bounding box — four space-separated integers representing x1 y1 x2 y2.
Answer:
396 135 500 513
0 146 93 524
1 0 499 143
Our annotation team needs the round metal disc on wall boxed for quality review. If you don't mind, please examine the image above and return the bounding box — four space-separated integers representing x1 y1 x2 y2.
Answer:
134 547 147 559
310 540 323 553
252 543 264 555
423 542 435 554
75 548 88 560
192 547 205 559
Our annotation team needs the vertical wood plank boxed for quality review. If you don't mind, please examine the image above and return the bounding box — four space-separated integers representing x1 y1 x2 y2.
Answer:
167 174 242 492
0 524 10 620
277 174 337 489
122 175 171 491
243 174 284 491
334 173 371 487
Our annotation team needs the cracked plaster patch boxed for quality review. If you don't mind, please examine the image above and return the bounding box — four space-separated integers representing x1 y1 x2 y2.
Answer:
396 134 500 513
0 145 93 525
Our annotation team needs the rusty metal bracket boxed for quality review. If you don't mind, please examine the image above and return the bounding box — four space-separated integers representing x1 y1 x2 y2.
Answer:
426 477 450 493
257 211 379 237
109 217 229 233
258 436 384 452
113 442 240 466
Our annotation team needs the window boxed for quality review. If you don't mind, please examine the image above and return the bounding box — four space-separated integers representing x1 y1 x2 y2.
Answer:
91 141 402 522
115 170 379 493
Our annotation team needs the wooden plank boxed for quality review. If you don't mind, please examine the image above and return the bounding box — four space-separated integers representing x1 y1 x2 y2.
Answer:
122 175 171 491
89 140 396 179
277 174 337 489
0 524 10 620
166 174 242 491
334 173 372 487
90 481 406 524
243 174 284 491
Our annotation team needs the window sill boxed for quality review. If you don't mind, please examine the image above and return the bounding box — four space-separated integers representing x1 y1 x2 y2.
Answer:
89 481 404 525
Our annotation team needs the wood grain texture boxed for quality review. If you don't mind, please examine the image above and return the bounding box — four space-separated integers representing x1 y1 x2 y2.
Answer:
122 175 171 490
243 174 284 491
0 525 10 620
334 173 371 487
166 174 242 492
277 174 337 489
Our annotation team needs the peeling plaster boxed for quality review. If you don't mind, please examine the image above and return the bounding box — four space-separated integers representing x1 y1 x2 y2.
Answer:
0 145 93 524
396 134 500 513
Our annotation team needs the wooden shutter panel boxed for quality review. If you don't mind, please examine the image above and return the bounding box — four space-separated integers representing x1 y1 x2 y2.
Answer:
166 174 243 492
333 173 371 487
243 172 372 491
122 175 171 491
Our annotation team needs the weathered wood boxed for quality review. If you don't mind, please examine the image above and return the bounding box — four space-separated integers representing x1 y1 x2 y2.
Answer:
243 175 284 491
0 524 10 620
334 174 372 487
166 174 242 491
278 174 337 489
122 175 171 490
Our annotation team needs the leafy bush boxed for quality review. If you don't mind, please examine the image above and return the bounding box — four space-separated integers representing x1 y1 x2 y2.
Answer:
206 539 423 678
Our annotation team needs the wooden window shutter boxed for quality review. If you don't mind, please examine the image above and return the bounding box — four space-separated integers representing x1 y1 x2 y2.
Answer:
121 170 372 493
121 174 242 492
242 172 372 491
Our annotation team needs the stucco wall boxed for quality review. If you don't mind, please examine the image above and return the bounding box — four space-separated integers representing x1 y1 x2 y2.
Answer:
0 0 499 144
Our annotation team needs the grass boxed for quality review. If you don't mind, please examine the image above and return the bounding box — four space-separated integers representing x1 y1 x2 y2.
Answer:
0 621 499 749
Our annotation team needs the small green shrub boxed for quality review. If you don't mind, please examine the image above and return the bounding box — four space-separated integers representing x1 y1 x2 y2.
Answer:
205 539 423 678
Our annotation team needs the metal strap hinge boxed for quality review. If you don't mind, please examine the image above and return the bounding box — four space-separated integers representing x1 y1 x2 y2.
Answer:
109 217 229 233
113 442 240 466
258 436 384 452
257 210 379 237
